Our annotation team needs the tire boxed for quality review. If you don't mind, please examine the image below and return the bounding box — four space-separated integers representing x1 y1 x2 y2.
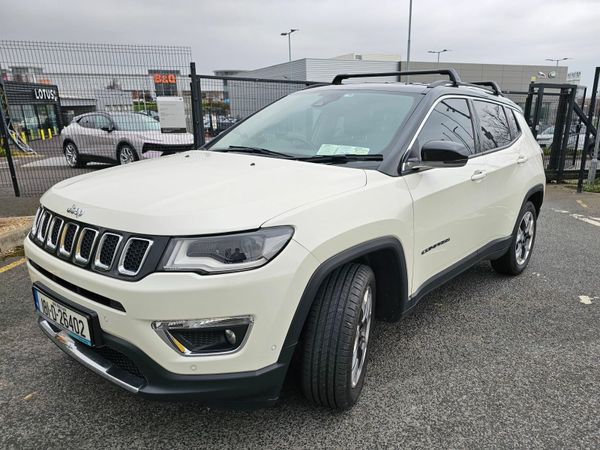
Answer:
63 141 85 168
117 144 139 165
300 263 376 410
491 201 537 275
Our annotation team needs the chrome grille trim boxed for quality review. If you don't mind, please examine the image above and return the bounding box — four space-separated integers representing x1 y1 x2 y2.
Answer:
31 207 43 237
74 228 99 266
117 238 154 277
36 210 52 243
93 232 122 271
58 223 80 258
45 216 64 251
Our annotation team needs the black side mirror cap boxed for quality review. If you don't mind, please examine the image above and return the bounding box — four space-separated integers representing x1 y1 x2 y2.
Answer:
101 126 113 133
420 140 469 168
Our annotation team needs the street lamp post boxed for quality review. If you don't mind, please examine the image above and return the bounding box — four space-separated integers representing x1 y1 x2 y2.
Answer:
406 0 413 73
281 29 299 80
428 49 450 66
546 57 570 67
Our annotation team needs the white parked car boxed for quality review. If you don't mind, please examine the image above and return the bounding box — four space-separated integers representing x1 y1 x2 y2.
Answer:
60 112 194 167
26 70 545 410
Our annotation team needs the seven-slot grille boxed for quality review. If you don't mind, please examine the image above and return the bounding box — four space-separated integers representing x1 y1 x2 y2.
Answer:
30 207 153 278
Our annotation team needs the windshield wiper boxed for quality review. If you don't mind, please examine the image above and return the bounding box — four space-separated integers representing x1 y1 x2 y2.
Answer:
298 154 384 164
211 146 293 159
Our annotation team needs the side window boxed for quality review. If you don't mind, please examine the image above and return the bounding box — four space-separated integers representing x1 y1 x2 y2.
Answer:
505 107 521 139
95 115 112 130
78 116 94 128
416 98 476 155
473 101 512 151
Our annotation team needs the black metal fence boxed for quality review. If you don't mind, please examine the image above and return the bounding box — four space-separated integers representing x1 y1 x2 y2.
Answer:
507 80 598 187
0 41 193 196
1 41 598 197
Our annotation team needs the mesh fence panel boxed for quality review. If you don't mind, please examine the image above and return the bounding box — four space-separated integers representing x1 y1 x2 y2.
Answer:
0 41 193 196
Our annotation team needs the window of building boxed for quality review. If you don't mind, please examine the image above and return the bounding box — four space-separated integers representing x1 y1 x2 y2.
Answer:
416 98 476 155
473 100 512 151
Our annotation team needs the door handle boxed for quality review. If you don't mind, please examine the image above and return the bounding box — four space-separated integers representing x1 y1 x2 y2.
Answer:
517 154 528 164
471 170 487 181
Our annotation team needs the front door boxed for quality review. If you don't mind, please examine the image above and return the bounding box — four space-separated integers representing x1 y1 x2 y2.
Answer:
404 97 486 295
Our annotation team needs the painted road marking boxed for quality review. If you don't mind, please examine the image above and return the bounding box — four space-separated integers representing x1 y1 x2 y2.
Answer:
576 199 588 208
578 295 598 305
552 209 600 227
0 257 26 274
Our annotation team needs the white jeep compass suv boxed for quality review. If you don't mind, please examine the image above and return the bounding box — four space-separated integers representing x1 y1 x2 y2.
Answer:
25 70 545 410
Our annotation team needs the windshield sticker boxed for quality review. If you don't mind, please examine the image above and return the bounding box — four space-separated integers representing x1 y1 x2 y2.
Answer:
317 144 370 156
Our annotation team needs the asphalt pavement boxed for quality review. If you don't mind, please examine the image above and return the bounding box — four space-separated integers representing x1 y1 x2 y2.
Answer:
0 185 599 449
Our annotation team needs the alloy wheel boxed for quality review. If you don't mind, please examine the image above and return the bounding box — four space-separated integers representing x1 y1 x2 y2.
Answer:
64 144 78 167
351 285 373 388
515 211 535 266
119 147 136 164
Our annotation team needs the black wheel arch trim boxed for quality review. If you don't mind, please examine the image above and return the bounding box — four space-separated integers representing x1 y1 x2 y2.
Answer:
278 236 409 364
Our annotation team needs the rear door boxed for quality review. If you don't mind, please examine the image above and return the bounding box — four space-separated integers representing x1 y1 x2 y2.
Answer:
404 97 487 293
471 100 525 243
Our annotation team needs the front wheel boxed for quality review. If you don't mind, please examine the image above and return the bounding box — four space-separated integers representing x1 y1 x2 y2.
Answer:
491 201 537 275
117 145 139 165
64 142 85 168
300 263 375 410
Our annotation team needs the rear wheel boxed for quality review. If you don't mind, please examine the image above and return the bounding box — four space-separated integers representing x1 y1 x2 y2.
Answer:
491 201 537 275
300 263 375 410
63 142 85 168
117 145 139 165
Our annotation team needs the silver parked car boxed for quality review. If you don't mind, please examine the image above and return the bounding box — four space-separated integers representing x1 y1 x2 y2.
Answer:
60 112 194 168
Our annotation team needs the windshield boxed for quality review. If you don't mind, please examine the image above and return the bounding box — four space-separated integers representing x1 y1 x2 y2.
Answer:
207 89 419 159
112 113 161 131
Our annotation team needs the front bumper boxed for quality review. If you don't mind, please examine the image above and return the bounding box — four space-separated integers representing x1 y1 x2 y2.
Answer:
25 234 319 401
39 317 292 404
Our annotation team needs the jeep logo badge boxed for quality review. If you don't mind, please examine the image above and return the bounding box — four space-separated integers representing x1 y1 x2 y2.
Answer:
66 204 84 218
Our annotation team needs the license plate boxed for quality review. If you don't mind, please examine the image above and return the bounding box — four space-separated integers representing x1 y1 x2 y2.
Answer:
33 288 94 346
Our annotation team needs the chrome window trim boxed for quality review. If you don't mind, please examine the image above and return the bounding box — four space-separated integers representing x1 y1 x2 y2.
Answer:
401 94 523 172
45 216 64 251
36 210 52 243
58 223 80 258
117 237 154 277
93 232 123 271
74 227 99 266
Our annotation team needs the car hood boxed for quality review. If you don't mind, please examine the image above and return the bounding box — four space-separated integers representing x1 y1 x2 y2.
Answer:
42 151 367 235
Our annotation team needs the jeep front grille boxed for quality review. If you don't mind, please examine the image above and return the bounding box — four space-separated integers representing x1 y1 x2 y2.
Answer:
59 222 79 258
29 207 159 281
45 216 64 251
94 233 122 271
74 228 98 265
118 238 153 276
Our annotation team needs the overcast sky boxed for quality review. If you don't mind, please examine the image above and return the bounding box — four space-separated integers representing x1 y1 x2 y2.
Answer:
3 0 599 87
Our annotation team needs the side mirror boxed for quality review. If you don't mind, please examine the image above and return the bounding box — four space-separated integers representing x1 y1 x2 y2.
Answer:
420 140 469 168
101 126 113 133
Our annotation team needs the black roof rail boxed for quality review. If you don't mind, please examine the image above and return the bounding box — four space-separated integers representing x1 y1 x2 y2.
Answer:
331 69 461 86
465 81 503 96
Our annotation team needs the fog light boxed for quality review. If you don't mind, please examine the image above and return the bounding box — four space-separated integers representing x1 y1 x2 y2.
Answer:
224 329 237 346
152 316 253 356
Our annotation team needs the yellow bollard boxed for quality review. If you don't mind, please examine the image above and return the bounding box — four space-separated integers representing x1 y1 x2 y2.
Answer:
54 126 58 135
21 132 27 144
48 129 53 139
40 129 45 141
30 130 34 140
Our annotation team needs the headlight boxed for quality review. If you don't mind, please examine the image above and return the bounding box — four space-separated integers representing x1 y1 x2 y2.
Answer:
160 226 294 274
